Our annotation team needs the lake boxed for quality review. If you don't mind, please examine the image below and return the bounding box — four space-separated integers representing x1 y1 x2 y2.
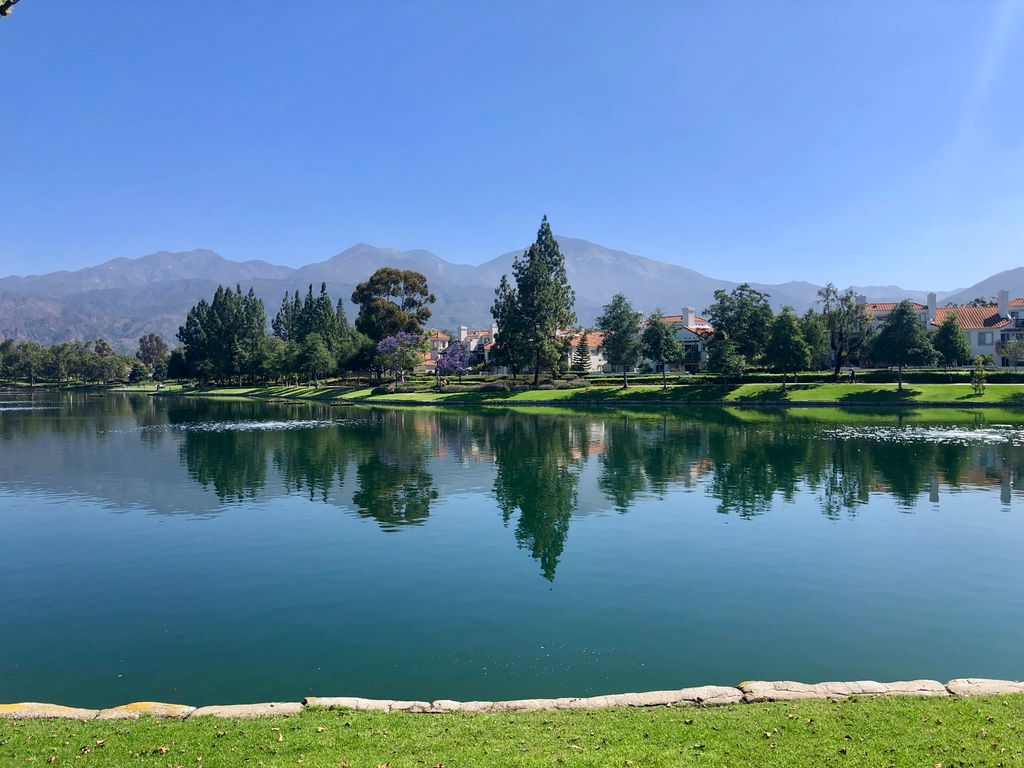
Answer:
2 391 1023 709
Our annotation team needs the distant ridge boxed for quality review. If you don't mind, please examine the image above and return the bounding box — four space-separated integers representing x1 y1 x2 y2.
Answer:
0 238 963 349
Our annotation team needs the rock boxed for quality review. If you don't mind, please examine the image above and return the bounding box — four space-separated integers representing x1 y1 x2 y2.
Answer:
97 702 196 719
0 703 97 720
678 685 745 706
879 680 948 697
190 702 303 718
739 681 823 702
946 678 1024 696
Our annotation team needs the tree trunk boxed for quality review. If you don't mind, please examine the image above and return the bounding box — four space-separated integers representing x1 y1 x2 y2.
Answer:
662 362 667 389
782 371 787 392
897 363 903 391
533 351 541 387
622 366 628 388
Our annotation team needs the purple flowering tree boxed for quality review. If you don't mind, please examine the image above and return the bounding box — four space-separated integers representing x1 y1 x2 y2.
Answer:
376 332 426 385
436 341 469 388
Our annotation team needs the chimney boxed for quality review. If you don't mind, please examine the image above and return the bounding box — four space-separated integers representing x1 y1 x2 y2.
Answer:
490 322 498 338
998 290 1009 318
927 292 937 323
459 325 468 343
682 306 696 327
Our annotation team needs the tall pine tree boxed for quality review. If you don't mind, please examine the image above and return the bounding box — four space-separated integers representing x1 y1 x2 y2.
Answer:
571 330 592 375
493 216 576 385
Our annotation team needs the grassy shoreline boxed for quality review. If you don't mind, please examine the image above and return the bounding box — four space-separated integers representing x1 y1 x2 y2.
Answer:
144 381 1024 408
3 695 1023 767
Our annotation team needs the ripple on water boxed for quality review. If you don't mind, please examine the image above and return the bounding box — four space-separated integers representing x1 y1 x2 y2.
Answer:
825 424 1024 446
150 417 369 433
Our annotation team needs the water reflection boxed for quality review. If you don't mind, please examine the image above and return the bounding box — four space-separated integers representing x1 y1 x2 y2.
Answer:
3 392 1024 580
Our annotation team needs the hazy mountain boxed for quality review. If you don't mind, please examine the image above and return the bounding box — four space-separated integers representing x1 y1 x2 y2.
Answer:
0 249 293 297
0 238 959 350
942 268 1024 306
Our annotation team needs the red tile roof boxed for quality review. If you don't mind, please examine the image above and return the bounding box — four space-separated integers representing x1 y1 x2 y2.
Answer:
662 314 710 326
1011 298 1024 307
864 302 925 312
428 331 450 341
932 305 1011 330
569 330 605 348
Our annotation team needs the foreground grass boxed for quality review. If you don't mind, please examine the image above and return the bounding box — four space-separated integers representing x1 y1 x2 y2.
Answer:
3 696 1024 767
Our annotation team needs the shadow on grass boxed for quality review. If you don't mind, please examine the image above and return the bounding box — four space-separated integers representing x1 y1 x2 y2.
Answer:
557 384 740 402
837 387 920 403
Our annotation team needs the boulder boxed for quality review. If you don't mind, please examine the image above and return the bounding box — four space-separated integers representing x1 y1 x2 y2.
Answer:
946 678 1024 697
97 702 195 719
0 703 97 720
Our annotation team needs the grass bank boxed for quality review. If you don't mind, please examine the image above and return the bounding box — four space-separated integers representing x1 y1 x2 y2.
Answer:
3 695 1023 767
165 381 1024 408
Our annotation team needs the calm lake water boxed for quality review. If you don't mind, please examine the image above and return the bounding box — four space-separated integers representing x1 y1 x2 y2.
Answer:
2 391 1024 708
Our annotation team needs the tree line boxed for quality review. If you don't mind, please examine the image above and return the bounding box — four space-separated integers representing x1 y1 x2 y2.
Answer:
586 285 992 390
0 335 162 386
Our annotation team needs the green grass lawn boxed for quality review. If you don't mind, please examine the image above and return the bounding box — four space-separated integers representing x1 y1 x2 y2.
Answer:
350 382 1024 406
159 381 1024 408
2 695 1023 767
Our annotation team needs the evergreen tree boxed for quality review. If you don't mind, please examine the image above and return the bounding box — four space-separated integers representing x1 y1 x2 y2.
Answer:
177 285 266 384
870 300 935 391
641 308 682 387
932 313 972 368
490 274 529 378
570 330 592 375
706 334 745 384
704 284 773 364
596 293 643 388
765 306 811 390
495 216 576 385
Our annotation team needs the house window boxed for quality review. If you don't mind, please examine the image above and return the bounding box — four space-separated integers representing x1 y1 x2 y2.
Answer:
978 332 994 346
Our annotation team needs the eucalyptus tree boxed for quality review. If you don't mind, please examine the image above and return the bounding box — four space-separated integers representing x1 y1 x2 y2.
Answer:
352 268 435 341
817 283 873 378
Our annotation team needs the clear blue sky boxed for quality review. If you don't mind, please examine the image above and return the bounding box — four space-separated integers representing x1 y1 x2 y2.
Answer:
1 0 1022 289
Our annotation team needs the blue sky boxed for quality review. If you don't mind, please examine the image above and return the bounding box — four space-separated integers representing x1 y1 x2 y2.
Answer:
1 0 1022 289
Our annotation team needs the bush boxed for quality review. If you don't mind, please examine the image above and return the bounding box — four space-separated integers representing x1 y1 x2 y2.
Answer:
370 384 420 395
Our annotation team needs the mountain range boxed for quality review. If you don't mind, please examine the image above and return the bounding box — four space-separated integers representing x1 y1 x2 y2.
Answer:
0 236 1016 350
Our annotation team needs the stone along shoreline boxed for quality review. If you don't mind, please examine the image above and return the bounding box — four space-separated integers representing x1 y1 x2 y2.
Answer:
3 678 1023 720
